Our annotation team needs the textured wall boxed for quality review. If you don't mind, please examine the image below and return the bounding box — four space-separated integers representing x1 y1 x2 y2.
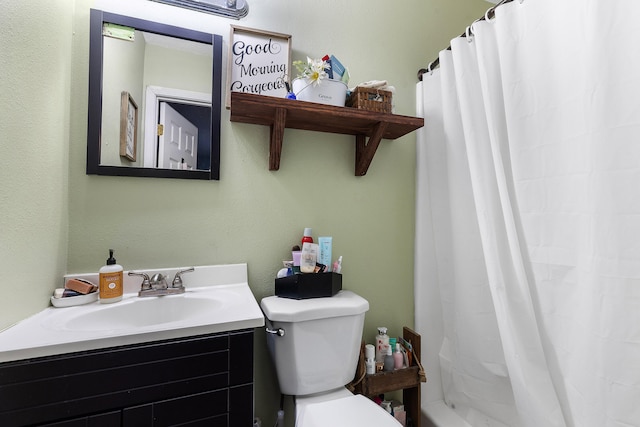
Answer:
0 0 71 331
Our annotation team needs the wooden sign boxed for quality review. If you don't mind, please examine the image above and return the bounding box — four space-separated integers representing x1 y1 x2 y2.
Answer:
226 26 291 108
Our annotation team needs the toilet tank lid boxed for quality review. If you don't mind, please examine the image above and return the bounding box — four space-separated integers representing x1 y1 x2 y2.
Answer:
260 291 369 322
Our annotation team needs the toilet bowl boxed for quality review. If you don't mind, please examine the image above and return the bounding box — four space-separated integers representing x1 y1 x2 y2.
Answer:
261 291 402 427
295 387 401 427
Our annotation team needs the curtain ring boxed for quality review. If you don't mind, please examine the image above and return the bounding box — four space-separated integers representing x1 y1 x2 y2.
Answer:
427 60 434 75
466 25 474 43
470 18 481 35
485 6 494 21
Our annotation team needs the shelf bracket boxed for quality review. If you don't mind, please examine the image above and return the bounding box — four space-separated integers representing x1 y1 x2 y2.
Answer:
355 121 388 176
269 107 287 170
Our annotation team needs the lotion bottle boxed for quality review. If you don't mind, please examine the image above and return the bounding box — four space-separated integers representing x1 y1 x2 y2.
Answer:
300 242 318 273
99 249 123 304
394 343 404 369
365 344 376 375
375 327 389 363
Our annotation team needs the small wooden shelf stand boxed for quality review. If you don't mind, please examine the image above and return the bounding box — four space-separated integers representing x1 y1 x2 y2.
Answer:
349 327 426 427
229 92 424 176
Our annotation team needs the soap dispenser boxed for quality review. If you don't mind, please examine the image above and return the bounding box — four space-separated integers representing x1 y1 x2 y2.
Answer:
375 327 389 363
99 249 123 304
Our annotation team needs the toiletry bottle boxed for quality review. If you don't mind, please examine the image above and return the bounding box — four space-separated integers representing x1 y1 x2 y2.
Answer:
291 246 302 274
300 242 318 273
383 345 395 372
301 228 313 246
365 344 376 375
332 255 343 274
318 236 332 271
394 343 404 369
99 249 123 304
375 327 389 363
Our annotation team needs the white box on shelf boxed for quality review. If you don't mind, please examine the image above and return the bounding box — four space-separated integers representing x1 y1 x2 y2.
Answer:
292 77 347 107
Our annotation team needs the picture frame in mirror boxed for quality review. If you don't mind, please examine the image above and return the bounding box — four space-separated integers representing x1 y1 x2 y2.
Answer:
119 91 138 162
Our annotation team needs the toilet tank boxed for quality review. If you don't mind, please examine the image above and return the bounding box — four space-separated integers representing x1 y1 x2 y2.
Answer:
260 291 369 396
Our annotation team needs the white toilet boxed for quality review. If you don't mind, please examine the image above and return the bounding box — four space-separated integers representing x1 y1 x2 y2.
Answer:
261 290 402 427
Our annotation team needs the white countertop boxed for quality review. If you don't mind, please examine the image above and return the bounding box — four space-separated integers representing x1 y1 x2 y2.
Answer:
0 263 265 363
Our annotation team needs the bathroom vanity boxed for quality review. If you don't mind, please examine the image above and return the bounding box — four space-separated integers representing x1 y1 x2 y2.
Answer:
0 330 253 426
0 264 264 427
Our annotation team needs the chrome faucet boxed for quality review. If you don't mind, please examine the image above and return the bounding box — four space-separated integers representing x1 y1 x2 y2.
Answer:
128 267 195 297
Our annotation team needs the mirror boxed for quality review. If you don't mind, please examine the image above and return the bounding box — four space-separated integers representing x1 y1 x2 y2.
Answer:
87 9 223 180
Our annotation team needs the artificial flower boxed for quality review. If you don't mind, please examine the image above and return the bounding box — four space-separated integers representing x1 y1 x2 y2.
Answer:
293 57 331 86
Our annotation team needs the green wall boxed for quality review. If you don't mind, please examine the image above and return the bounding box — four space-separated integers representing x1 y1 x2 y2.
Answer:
0 1 71 331
1 0 488 425
101 33 145 167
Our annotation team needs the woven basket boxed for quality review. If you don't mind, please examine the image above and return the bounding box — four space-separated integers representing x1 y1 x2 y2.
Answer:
346 86 392 113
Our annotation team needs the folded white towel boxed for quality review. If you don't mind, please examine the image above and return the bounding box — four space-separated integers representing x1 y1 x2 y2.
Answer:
357 80 388 89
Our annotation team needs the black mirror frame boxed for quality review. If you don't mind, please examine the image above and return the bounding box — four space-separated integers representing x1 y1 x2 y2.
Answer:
87 9 223 180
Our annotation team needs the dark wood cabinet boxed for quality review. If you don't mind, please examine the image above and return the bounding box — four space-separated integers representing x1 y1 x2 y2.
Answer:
0 330 255 427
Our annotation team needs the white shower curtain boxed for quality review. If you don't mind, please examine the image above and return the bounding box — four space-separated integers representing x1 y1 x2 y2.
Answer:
415 1 640 426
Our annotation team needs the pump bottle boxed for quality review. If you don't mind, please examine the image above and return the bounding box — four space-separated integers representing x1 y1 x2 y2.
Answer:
383 345 395 372
99 249 123 304
375 327 389 363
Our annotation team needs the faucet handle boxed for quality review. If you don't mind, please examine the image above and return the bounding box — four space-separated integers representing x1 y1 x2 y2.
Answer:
128 271 151 291
172 267 195 288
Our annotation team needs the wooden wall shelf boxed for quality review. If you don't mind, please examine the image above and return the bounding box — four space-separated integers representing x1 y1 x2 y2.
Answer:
229 92 424 176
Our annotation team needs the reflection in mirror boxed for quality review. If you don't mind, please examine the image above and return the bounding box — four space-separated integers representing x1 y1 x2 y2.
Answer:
87 9 223 180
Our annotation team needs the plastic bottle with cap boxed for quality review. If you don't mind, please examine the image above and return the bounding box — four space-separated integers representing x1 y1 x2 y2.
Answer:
365 344 376 375
375 327 389 363
394 343 404 369
332 256 343 274
383 345 395 371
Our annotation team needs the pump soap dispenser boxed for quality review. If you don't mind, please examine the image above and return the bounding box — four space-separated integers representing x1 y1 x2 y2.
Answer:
99 249 123 304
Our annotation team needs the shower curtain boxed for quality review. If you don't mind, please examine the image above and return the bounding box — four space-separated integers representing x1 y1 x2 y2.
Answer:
415 1 640 426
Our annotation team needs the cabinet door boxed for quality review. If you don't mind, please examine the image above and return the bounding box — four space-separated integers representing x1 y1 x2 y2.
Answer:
229 331 254 386
229 384 253 427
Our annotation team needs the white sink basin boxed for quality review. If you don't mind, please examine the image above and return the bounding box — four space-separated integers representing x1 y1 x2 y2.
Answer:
53 292 226 332
0 264 265 362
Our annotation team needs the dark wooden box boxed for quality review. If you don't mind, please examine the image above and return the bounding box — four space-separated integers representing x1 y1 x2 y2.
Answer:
275 272 342 299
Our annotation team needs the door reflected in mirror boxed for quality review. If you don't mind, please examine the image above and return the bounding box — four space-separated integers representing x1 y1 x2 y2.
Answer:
87 9 223 180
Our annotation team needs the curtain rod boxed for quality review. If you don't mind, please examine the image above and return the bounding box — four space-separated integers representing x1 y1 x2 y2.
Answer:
417 0 514 81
